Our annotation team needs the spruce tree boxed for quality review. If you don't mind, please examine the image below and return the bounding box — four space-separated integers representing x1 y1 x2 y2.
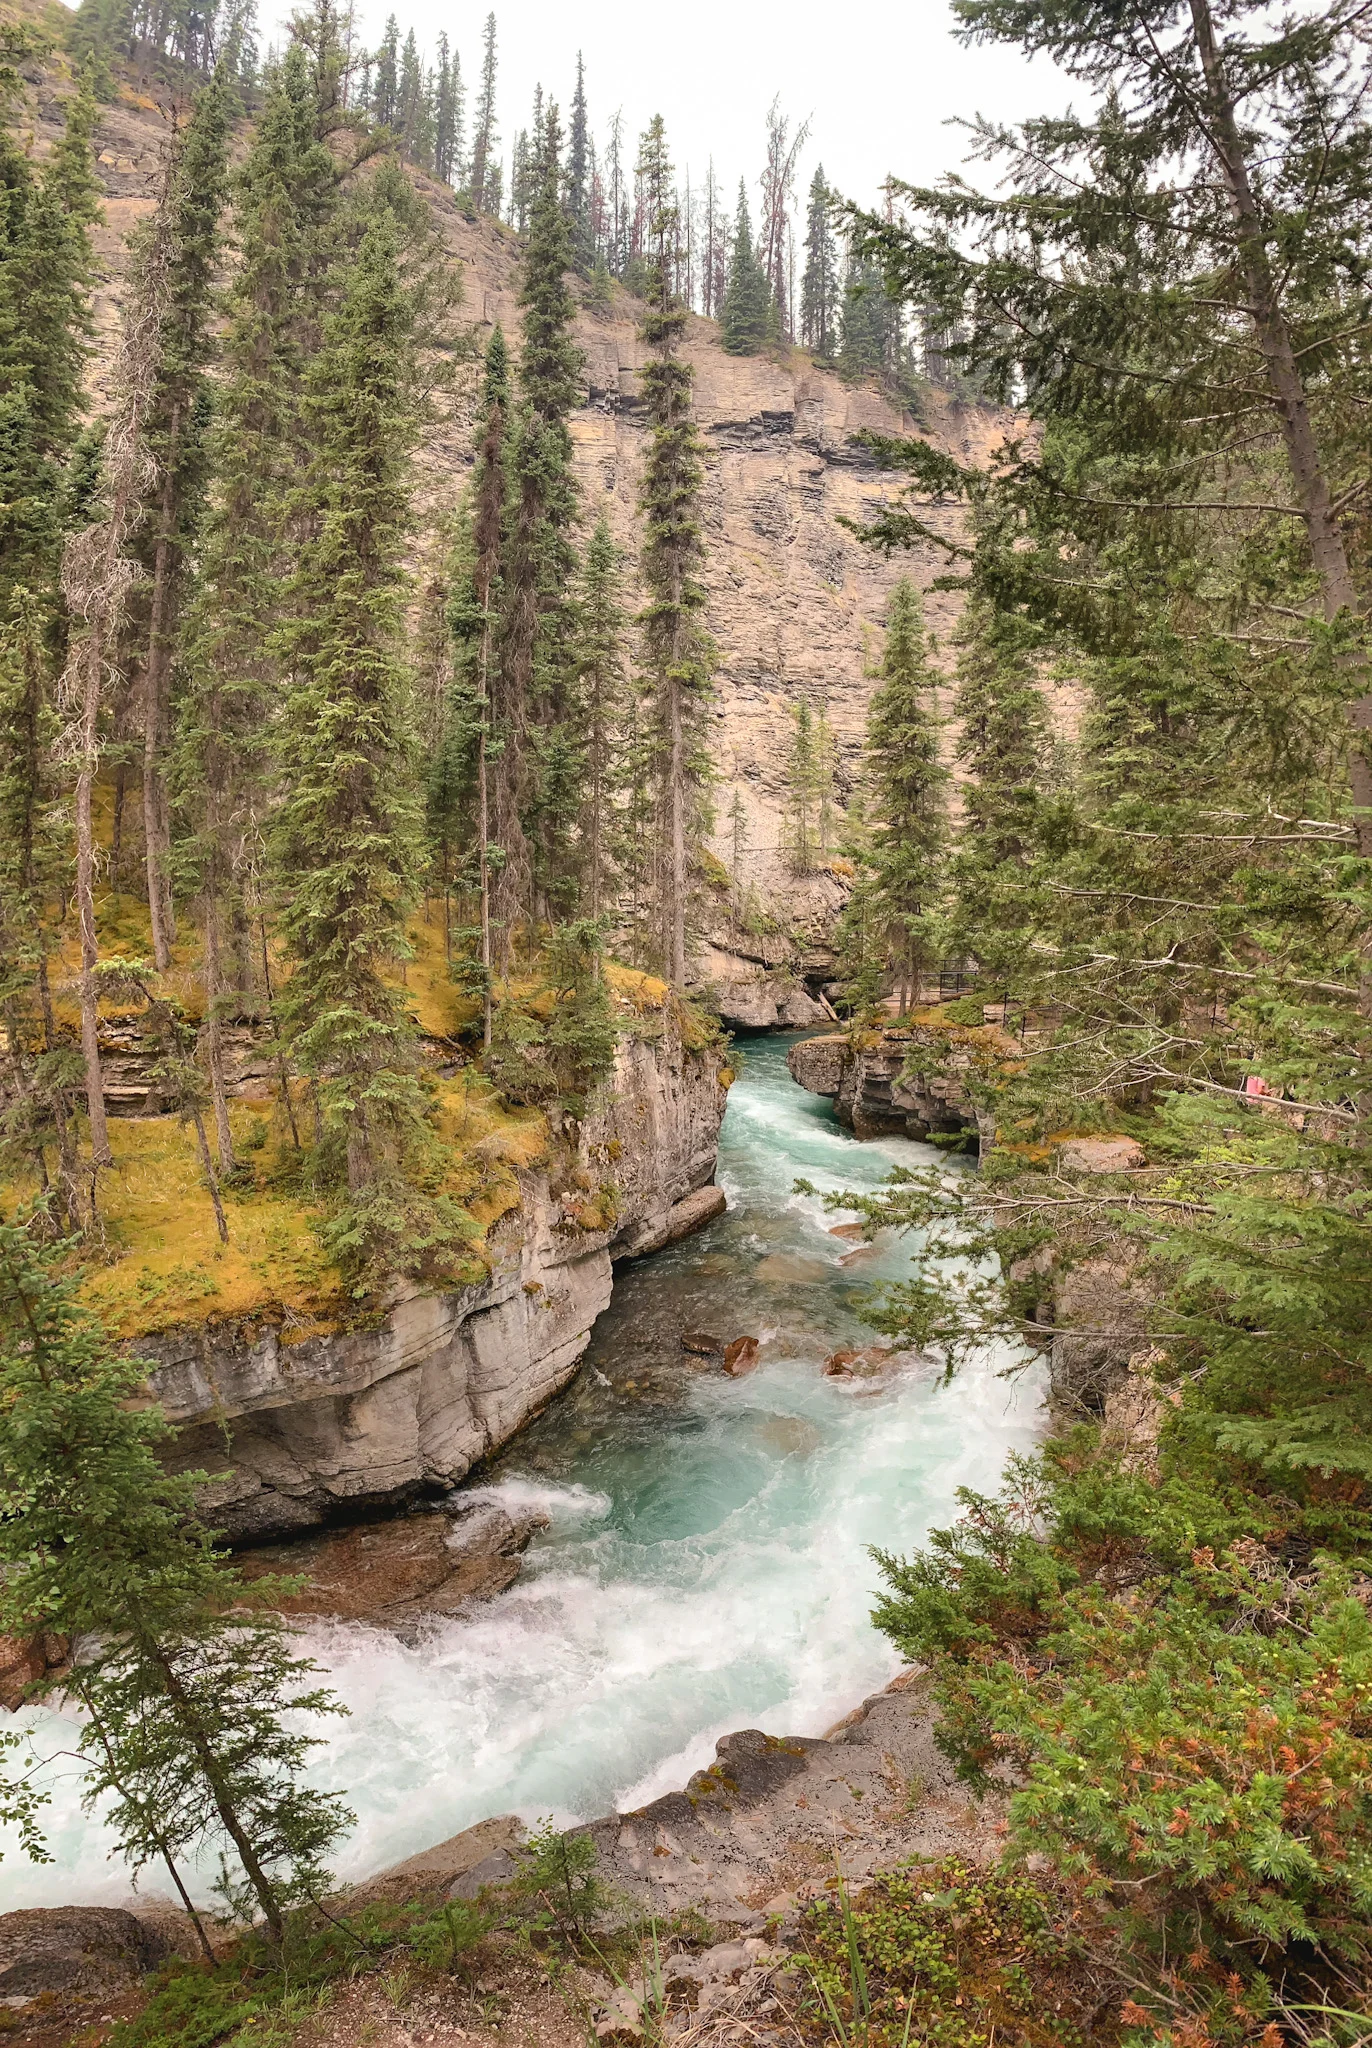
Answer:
782 696 838 875
445 324 510 1044
946 600 1049 979
371 13 398 129
578 516 629 919
0 58 98 1224
467 11 498 213
720 181 773 355
269 206 440 1277
862 578 947 1011
128 74 231 973
636 115 714 984
178 42 343 1169
800 165 840 361
432 32 463 185
839 253 898 382
0 1219 351 1938
566 53 591 274
498 105 583 940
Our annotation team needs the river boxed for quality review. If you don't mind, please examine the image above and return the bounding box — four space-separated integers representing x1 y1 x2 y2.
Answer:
0 1032 1044 1909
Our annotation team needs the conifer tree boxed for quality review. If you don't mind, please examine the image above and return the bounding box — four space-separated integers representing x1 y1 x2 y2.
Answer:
446 324 510 1044
578 516 629 919
467 11 498 213
128 76 231 974
0 1219 351 1937
861 577 946 1011
839 253 899 382
269 206 439 1276
782 696 838 875
636 115 714 983
432 32 462 185
945 600 1048 979
396 28 425 163
720 182 773 355
371 13 398 129
178 41 343 1169
498 105 583 939
566 53 591 274
800 165 840 361
0 57 98 1222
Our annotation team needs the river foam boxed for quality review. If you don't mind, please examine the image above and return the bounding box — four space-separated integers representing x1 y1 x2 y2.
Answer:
0 1034 1044 1908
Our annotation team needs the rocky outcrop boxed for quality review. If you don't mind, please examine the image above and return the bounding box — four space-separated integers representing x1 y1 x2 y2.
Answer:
787 1027 981 1143
142 1032 728 1543
0 1909 175 1999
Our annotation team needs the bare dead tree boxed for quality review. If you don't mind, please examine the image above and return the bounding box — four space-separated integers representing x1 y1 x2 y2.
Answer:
759 98 810 340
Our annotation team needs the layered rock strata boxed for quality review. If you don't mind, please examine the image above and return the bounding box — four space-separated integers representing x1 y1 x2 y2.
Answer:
140 1031 728 1543
787 1028 981 1143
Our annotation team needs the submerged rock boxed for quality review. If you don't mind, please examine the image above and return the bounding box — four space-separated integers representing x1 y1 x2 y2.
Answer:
681 1330 724 1356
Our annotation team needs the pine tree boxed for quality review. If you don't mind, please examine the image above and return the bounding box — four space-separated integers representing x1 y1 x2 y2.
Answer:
432 32 463 186
497 105 583 940
467 11 498 213
839 253 899 382
177 41 344 1170
269 206 443 1278
801 165 840 360
396 28 423 162
371 13 398 129
566 53 591 275
127 75 231 975
445 324 510 1045
636 115 714 984
0 60 98 1224
782 696 838 875
720 182 773 356
0 1220 351 1938
946 600 1048 978
578 516 628 919
862 577 946 1012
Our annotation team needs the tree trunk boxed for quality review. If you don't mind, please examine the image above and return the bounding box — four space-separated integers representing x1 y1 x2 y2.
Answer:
142 495 178 971
202 878 237 1175
1189 0 1372 865
190 1107 229 1244
74 629 112 1182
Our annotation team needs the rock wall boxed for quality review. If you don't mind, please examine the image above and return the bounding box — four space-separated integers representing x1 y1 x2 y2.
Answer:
141 1031 728 1542
787 1028 982 1143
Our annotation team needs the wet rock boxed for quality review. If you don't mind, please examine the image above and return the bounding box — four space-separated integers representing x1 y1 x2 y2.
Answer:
681 1331 724 1356
0 1630 68 1711
235 1500 545 1628
613 1184 727 1261
754 1252 829 1284
722 1336 760 1376
0 1908 172 2000
787 1033 847 1096
827 1222 866 1240
824 1349 859 1376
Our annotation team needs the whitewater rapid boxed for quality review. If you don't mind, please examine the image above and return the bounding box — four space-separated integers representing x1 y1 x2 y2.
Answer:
0 1033 1044 1908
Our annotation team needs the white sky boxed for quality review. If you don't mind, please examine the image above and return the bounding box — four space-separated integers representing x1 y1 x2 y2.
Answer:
273 0 1075 218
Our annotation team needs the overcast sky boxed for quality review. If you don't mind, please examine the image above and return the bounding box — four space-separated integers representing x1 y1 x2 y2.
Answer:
267 0 1074 219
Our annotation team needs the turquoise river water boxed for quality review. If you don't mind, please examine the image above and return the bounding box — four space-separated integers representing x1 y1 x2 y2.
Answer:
0 1033 1044 1908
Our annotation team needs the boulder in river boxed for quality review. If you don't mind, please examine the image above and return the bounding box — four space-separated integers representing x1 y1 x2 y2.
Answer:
681 1331 723 1355
722 1336 760 1376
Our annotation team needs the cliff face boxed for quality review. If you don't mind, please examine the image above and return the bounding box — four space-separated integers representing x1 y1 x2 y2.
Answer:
13 71 1050 964
142 1029 728 1543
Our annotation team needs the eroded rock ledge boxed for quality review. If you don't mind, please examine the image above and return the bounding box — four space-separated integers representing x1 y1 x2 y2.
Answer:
140 1032 729 1543
787 1027 983 1144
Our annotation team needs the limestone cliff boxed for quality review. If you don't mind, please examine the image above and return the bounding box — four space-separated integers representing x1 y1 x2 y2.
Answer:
13 68 1057 966
141 1028 728 1543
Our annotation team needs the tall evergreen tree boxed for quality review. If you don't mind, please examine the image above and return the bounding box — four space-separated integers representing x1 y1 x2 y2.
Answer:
432 31 462 186
577 516 629 920
269 206 443 1277
800 165 840 360
636 114 714 984
720 182 773 356
839 252 899 382
126 76 231 974
370 13 398 129
566 52 591 274
861 577 946 1011
497 105 583 939
177 40 344 1169
467 11 498 213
